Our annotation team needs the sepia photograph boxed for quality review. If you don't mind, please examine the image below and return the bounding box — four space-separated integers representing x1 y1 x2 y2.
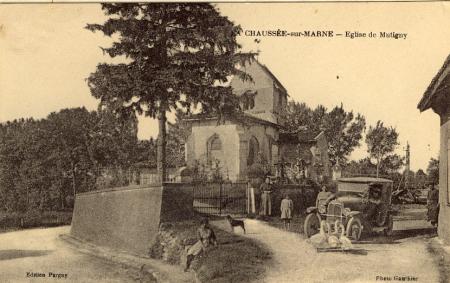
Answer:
1 2 450 282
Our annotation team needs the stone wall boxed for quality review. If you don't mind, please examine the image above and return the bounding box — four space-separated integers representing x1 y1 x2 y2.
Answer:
70 184 194 255
438 117 450 244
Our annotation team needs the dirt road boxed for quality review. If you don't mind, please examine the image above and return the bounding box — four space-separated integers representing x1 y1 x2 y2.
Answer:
1 221 441 283
224 219 440 283
0 226 138 283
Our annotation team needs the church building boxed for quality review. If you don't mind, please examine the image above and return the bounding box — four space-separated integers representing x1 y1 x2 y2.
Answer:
184 60 331 182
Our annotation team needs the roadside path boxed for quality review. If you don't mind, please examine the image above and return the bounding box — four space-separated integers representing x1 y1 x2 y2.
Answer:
219 219 440 283
0 226 194 283
0 226 137 283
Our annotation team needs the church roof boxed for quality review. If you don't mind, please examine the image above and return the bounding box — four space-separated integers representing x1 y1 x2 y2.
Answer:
228 60 288 95
184 111 282 128
279 130 324 144
418 54 450 112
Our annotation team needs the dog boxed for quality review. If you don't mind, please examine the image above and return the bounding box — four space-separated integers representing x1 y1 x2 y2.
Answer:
226 215 246 234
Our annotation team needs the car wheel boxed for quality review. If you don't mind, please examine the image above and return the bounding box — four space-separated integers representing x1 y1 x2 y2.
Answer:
384 215 394 236
376 205 388 227
304 213 321 238
346 217 362 241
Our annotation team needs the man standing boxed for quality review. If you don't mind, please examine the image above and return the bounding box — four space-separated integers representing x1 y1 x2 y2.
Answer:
259 177 273 216
427 184 439 227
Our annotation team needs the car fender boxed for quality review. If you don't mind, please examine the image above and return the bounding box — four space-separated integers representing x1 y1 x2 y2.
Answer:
347 211 361 218
306 207 318 214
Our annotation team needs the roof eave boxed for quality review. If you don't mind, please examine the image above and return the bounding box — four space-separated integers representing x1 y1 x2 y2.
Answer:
418 54 450 112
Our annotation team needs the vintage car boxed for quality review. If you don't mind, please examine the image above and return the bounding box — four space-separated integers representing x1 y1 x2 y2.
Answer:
304 177 394 241
414 187 429 204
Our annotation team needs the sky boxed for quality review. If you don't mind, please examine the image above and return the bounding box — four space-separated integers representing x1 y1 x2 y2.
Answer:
1 3 450 171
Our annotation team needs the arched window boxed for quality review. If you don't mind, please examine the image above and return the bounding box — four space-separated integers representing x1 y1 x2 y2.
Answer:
207 134 223 166
241 90 256 111
247 136 259 166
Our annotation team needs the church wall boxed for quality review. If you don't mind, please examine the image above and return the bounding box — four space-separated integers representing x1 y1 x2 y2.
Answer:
236 123 278 176
186 118 279 181
231 62 278 124
187 120 241 181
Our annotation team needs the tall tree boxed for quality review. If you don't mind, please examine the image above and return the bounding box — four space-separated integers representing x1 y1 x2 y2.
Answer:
86 3 255 181
323 104 366 166
414 169 428 188
0 107 141 213
365 120 400 177
426 157 439 184
282 101 366 165
166 109 191 168
379 153 404 175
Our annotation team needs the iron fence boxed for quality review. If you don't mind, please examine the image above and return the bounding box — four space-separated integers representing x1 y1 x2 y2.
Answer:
192 181 248 216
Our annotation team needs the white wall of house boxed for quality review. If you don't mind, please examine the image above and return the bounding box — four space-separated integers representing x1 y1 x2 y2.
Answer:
186 121 241 181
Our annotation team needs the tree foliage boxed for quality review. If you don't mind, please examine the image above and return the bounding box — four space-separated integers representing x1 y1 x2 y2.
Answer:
86 3 256 179
365 120 400 177
166 109 191 168
0 108 143 213
282 101 366 166
426 157 439 184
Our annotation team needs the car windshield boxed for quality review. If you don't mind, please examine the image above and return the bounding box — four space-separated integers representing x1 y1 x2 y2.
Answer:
337 182 369 193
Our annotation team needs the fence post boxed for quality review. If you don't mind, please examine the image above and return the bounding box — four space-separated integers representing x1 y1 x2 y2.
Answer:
219 182 222 215
247 182 250 215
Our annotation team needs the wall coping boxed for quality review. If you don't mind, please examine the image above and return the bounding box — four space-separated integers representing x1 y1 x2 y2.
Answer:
76 184 163 196
76 182 196 197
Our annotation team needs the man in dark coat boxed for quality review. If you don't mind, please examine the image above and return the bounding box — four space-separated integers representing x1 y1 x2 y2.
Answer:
427 184 439 226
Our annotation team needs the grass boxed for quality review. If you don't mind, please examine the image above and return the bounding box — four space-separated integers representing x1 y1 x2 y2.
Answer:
150 215 272 283
192 228 271 283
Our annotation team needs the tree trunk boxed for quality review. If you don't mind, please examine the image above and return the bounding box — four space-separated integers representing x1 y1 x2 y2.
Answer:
59 177 65 210
157 110 167 183
376 159 380 178
71 161 76 196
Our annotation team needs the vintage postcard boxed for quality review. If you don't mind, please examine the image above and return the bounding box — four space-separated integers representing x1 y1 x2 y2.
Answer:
1 2 450 283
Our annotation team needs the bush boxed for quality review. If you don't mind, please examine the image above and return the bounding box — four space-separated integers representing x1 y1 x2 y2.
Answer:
0 210 72 231
193 228 271 283
149 218 271 282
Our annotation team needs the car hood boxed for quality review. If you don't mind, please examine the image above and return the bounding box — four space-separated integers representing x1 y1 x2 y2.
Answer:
336 194 366 212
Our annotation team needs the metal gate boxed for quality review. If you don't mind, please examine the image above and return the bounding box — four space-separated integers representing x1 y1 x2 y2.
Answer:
192 182 249 215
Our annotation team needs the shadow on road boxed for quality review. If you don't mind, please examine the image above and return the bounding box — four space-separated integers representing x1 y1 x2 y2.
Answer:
0 249 52 261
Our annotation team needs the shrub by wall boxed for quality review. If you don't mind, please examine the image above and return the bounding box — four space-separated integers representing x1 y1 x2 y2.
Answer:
149 219 271 283
0 211 72 232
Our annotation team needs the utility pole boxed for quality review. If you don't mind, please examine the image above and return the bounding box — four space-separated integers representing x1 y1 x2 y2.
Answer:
404 142 410 188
